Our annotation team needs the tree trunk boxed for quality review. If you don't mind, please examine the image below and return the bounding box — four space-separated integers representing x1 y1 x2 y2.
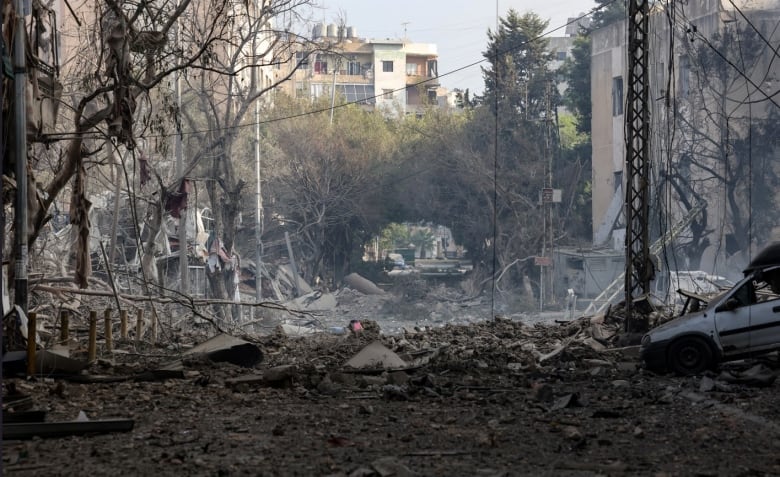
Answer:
140 198 163 288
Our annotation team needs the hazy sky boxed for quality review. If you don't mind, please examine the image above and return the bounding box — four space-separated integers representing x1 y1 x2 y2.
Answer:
316 0 596 95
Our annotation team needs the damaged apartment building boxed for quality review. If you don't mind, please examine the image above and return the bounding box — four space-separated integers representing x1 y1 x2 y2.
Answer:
555 0 780 312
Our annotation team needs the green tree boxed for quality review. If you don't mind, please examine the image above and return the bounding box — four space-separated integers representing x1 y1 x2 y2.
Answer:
379 223 411 253
561 34 593 136
481 9 554 123
556 0 628 247
267 101 398 285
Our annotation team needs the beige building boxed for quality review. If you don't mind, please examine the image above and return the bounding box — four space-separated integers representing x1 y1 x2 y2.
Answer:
276 25 446 115
590 0 780 276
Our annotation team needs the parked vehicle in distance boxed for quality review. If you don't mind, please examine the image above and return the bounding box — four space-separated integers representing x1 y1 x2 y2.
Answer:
384 253 406 271
640 243 780 375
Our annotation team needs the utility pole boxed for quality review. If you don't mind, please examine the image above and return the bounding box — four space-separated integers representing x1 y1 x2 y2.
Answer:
175 13 188 295
254 9 265 303
255 100 263 302
13 0 29 313
540 80 555 311
545 80 554 305
624 0 651 330
329 56 338 125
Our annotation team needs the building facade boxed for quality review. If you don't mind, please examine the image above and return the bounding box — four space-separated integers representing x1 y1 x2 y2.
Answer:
276 25 445 115
590 0 780 279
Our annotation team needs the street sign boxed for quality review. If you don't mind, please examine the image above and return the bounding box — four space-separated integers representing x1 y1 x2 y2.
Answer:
534 256 552 266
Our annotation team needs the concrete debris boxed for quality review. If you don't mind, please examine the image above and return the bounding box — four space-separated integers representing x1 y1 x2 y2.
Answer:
277 264 313 295
288 291 337 311
279 323 320 337
345 341 407 370
183 334 263 368
371 456 417 477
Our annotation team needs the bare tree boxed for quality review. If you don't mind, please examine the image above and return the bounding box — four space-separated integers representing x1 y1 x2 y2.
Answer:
657 21 780 267
3 0 239 292
177 0 321 318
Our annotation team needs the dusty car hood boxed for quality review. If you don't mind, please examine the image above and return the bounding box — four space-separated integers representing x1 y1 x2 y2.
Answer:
645 310 715 342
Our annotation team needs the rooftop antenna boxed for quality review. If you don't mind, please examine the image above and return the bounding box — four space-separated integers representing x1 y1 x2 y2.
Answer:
401 21 410 41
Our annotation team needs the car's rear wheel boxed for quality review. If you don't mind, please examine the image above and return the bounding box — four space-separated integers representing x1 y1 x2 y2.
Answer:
668 336 713 375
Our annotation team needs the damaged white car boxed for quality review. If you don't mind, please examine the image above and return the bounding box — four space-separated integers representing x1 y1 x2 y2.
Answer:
640 243 780 375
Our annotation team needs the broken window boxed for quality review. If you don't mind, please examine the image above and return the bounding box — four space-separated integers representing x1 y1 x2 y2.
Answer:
427 59 438 77
612 76 623 116
678 55 690 97
567 258 584 270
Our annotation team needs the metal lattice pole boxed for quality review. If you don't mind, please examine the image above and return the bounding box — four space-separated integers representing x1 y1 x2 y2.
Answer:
624 0 651 330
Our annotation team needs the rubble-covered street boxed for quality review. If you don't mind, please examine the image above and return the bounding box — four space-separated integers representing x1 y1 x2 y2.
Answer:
4 279 780 476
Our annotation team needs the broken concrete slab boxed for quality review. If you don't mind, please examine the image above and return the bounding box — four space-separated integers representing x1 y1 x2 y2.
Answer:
183 334 263 368
345 341 407 370
277 264 313 295
225 374 266 391
582 337 607 352
35 347 88 375
262 364 297 386
344 273 386 295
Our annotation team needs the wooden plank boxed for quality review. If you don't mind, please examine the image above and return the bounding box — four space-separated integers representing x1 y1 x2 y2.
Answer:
3 419 135 440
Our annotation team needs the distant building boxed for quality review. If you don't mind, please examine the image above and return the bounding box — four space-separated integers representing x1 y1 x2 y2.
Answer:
276 24 447 116
547 15 591 109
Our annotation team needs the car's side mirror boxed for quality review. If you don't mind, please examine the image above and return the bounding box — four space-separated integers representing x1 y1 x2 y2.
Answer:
716 298 739 312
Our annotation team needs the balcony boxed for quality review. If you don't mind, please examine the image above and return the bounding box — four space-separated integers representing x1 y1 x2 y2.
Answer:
406 74 439 87
309 73 372 84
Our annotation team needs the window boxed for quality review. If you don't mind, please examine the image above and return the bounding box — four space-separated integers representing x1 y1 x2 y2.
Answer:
557 51 567 61
427 89 437 102
295 51 308 68
406 63 418 75
314 60 328 74
346 61 361 76
678 55 690 97
382 88 393 98
567 258 584 270
382 60 393 72
589 258 607 271
679 153 692 181
656 62 665 97
427 59 438 77
613 171 623 192
612 76 624 116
